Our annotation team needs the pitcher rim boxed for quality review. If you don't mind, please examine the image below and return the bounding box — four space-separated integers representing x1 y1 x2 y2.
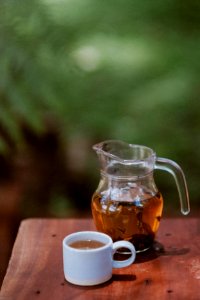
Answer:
93 140 156 164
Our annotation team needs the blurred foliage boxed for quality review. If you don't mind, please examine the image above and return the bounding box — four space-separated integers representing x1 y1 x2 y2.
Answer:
0 0 200 214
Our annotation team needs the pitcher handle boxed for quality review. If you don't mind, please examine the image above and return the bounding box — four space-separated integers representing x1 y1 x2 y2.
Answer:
155 157 190 215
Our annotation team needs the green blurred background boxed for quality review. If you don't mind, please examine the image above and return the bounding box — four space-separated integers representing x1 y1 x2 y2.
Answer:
0 0 199 284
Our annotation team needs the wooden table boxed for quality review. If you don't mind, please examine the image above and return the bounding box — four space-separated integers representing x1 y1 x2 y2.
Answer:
0 218 199 300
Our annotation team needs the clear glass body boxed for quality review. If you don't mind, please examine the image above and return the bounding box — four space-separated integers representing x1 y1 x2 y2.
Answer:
91 140 190 252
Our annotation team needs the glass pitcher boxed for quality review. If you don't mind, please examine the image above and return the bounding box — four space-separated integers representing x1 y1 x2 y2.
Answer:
91 140 190 252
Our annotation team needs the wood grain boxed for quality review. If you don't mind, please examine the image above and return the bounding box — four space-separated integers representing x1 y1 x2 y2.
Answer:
0 218 200 300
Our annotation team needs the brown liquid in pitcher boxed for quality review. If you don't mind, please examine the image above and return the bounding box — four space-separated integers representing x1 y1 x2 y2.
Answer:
91 192 163 252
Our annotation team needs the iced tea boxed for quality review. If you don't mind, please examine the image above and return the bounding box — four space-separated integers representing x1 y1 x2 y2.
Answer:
91 192 163 252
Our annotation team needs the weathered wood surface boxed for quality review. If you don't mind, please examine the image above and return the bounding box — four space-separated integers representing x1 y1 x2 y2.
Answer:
0 218 200 300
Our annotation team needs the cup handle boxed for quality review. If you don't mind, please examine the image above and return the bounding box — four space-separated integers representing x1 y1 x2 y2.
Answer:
112 241 136 269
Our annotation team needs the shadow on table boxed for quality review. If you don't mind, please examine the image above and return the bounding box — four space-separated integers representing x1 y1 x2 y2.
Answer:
65 273 137 291
135 241 190 264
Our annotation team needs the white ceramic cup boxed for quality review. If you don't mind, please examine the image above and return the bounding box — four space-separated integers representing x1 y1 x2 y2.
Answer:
63 231 136 286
